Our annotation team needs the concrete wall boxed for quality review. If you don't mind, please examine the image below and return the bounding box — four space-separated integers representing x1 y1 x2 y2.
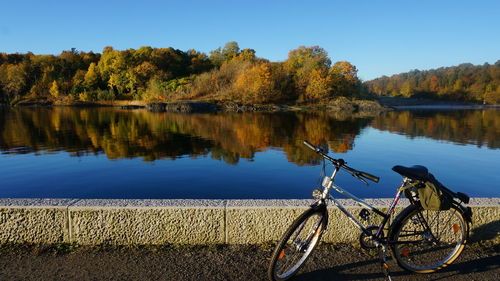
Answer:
0 198 498 245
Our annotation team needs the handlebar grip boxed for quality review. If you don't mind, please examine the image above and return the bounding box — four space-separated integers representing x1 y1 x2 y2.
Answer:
303 140 317 152
359 171 380 183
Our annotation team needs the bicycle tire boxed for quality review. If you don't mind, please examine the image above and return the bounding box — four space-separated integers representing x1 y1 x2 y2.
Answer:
268 204 328 281
389 203 469 273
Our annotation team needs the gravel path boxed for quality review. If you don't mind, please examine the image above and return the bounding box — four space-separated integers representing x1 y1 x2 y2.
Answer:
0 242 498 281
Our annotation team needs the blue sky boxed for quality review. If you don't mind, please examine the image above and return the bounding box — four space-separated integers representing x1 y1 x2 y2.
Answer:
0 0 498 80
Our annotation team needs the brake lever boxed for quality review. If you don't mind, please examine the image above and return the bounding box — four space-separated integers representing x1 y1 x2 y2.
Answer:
353 173 369 185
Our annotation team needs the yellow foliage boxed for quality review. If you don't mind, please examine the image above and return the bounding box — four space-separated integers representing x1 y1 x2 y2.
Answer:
234 62 275 103
330 61 358 83
84 63 99 89
49 80 60 98
79 91 95 102
304 69 332 101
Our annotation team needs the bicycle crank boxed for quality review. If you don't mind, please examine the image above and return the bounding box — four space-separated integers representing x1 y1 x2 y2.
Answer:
359 225 380 249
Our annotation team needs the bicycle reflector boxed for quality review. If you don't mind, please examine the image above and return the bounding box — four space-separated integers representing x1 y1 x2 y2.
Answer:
401 248 410 257
279 249 285 259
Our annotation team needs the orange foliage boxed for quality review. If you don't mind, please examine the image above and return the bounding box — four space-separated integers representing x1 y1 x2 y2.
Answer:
235 63 276 103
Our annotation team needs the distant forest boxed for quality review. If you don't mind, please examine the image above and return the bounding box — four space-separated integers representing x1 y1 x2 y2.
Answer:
0 42 367 105
365 62 500 104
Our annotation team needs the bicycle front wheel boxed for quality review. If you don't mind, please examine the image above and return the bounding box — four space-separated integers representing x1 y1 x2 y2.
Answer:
268 204 328 281
390 203 469 273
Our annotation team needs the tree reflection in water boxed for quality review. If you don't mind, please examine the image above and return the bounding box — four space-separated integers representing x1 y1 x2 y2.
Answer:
0 107 498 165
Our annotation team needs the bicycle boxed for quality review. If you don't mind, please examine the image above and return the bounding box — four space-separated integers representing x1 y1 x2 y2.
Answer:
268 141 472 281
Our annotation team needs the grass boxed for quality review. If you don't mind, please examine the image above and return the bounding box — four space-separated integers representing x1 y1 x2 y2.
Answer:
0 240 496 256
49 242 80 255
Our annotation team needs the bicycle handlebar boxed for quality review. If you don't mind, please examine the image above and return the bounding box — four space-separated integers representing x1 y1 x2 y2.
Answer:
303 140 317 152
303 140 380 183
357 171 380 183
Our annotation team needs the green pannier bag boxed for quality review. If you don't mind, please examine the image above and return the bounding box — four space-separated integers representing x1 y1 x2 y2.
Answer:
417 174 453 211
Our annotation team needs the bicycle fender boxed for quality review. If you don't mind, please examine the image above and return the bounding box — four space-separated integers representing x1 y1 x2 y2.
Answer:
455 203 472 224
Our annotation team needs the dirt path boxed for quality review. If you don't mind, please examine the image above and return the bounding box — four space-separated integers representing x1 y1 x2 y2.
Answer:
0 242 498 281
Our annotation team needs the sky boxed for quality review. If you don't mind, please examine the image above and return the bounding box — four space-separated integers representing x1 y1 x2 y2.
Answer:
0 0 498 80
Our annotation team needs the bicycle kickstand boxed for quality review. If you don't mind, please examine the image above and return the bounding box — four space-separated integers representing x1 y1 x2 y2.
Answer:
378 244 393 281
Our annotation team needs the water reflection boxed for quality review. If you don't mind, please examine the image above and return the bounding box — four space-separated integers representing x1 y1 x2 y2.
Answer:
0 107 370 164
372 110 500 149
1 107 499 165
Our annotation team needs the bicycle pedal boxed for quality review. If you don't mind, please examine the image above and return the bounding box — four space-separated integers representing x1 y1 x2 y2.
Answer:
359 208 370 221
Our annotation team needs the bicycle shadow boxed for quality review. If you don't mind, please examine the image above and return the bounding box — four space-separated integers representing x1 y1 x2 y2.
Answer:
469 219 500 242
293 254 500 280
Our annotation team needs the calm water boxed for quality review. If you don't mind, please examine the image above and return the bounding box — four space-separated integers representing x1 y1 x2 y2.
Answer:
0 106 499 199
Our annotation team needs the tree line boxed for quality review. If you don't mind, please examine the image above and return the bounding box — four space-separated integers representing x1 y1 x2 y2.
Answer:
0 42 367 105
364 62 500 104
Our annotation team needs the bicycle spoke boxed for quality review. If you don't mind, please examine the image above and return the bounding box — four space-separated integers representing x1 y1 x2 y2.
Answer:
391 204 468 273
270 210 325 280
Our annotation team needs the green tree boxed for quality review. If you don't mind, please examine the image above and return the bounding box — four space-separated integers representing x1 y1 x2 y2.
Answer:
284 46 331 71
284 46 332 99
131 61 157 90
108 72 128 97
209 41 242 66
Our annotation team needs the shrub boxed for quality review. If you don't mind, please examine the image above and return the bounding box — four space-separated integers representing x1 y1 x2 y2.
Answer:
96 89 116 101
79 91 96 102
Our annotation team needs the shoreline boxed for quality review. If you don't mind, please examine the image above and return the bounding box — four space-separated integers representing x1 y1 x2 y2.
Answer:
391 104 500 110
4 99 391 114
3 99 499 113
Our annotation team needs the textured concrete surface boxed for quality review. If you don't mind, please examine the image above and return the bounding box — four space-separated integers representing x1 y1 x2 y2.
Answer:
70 199 225 245
0 198 79 206
0 198 498 245
0 207 68 243
0 198 78 243
225 199 408 244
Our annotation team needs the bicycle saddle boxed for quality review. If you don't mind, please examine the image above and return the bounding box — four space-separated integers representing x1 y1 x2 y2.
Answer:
392 165 429 181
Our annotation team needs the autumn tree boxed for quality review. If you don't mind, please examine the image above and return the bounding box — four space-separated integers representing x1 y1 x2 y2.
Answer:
49 80 61 98
0 63 28 101
237 49 257 62
235 62 276 103
84 62 99 89
365 62 499 104
285 46 331 71
284 46 332 101
0 44 385 105
304 69 332 101
71 69 87 96
187 49 213 74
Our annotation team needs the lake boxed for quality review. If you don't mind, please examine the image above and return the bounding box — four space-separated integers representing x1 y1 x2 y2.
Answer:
0 106 499 199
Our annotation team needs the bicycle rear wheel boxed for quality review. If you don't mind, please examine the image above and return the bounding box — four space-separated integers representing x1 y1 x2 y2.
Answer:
390 203 469 273
268 204 328 281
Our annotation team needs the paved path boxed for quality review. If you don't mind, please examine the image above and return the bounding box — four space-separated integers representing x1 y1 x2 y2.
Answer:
0 243 498 280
